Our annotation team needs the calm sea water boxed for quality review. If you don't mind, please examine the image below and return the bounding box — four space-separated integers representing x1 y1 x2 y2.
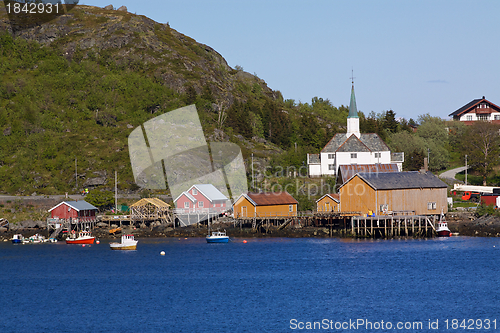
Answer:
1 236 499 333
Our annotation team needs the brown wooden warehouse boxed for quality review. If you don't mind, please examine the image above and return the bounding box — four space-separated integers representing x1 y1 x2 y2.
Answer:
233 192 298 218
338 171 448 216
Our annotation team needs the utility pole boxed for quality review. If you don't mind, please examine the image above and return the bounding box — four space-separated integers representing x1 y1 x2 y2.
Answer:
115 170 118 213
251 153 254 190
465 155 468 185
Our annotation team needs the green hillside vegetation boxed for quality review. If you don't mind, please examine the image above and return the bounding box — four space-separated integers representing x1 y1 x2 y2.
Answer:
1 3 497 200
0 4 349 196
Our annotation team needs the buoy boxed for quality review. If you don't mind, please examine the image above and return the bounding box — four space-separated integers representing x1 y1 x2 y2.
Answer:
184 238 188 240
96 240 100 244
243 240 247 243
160 251 165 256
82 244 85 247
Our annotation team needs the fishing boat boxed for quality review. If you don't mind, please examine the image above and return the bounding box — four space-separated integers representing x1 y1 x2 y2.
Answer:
206 230 229 243
66 230 95 244
436 213 451 237
109 234 138 250
11 234 23 244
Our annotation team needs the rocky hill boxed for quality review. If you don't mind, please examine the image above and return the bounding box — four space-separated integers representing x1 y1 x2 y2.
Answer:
0 2 344 196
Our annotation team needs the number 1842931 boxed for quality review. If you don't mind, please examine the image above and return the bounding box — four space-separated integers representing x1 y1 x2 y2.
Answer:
444 319 496 330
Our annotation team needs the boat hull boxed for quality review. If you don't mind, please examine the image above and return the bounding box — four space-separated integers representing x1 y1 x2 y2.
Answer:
206 236 229 243
437 230 451 237
11 239 22 244
66 237 95 244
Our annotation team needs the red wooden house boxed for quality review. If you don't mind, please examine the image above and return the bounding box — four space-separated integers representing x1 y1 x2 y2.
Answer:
174 184 229 213
48 200 98 222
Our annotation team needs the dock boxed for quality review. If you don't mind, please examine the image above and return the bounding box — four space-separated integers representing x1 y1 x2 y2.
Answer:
234 211 438 238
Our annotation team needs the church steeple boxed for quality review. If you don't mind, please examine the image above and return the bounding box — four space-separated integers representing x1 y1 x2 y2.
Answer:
346 73 360 138
348 83 358 118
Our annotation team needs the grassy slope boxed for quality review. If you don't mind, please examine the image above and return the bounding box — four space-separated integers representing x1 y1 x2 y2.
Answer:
0 3 350 197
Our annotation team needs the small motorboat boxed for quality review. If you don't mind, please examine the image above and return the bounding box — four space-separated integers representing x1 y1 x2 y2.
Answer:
66 230 95 244
206 230 229 243
109 234 138 250
436 212 451 237
27 234 48 243
11 234 23 244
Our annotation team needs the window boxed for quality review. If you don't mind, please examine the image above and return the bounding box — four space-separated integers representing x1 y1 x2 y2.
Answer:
374 152 381 158
495 115 500 120
289 205 293 212
427 202 436 210
466 115 472 121
198 201 204 208
351 153 357 158
328 164 335 170
328 154 335 159
478 114 489 121
192 188 197 195
184 202 190 208
380 204 388 213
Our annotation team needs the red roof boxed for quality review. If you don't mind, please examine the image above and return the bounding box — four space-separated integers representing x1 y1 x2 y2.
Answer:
338 164 399 184
246 192 298 206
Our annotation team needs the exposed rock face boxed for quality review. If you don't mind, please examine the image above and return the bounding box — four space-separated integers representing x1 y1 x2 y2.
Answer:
0 4 275 106
83 177 107 187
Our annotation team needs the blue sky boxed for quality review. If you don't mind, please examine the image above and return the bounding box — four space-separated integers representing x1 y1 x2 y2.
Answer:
82 0 500 121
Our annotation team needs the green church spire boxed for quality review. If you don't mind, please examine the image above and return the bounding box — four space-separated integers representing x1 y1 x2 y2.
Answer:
348 83 358 118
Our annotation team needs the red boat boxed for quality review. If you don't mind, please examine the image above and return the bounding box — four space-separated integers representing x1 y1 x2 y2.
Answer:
66 231 95 244
436 214 451 237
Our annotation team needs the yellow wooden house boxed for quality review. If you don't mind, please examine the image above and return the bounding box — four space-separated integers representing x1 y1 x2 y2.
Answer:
316 193 340 212
339 171 448 216
233 192 298 218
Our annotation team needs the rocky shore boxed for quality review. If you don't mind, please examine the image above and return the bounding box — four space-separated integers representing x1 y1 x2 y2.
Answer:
3 213 500 241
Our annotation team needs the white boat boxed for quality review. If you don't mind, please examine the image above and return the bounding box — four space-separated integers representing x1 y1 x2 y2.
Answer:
23 234 48 244
206 230 229 243
109 234 138 250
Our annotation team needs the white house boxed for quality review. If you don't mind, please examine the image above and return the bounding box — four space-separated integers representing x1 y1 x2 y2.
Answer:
449 96 500 124
307 83 404 177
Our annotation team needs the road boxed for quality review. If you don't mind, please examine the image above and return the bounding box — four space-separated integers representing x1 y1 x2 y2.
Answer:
439 166 468 181
0 193 171 203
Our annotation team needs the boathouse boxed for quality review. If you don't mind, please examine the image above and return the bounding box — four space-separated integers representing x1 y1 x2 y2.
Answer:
48 200 98 222
174 184 229 214
233 192 298 218
316 194 340 212
339 171 448 216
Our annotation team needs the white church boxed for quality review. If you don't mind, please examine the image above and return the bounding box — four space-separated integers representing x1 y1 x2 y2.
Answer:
307 83 404 177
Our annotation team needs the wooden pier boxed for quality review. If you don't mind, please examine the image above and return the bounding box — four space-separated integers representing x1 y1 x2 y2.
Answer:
351 215 436 238
234 211 438 238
